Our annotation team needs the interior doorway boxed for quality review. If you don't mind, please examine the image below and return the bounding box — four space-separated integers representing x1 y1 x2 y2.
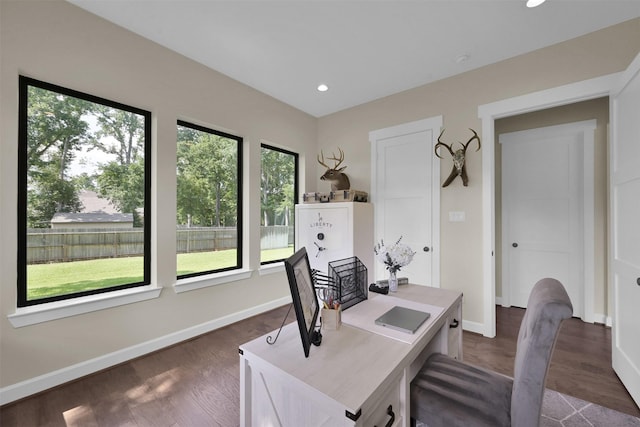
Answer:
495 99 608 325
499 120 598 320
478 74 618 337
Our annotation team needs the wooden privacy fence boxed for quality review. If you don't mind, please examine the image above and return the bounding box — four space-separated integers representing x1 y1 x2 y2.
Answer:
27 226 293 264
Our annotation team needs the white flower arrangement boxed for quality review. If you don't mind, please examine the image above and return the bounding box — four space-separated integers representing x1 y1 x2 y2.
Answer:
373 236 416 274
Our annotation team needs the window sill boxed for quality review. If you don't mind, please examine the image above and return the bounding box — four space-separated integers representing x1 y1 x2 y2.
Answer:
8 285 163 328
259 262 285 275
174 269 253 294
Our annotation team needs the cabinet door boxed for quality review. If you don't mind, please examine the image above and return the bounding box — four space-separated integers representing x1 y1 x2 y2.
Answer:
246 356 348 426
296 205 352 272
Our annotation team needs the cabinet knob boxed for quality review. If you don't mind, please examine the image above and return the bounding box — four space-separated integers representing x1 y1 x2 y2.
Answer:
512 242 518 248
423 246 430 252
637 278 640 286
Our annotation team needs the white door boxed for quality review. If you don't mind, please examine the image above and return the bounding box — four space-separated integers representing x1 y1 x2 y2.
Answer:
611 53 640 407
500 121 596 319
369 116 441 286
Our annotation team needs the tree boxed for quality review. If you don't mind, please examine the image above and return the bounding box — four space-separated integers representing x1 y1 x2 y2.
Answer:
260 147 295 226
92 108 146 226
26 86 92 227
96 158 145 226
93 107 145 165
176 128 238 227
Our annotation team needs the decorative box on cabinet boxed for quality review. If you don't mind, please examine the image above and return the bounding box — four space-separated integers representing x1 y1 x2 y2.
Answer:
295 202 373 274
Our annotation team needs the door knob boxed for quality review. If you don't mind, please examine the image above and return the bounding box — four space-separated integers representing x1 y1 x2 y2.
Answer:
512 243 518 248
423 246 430 252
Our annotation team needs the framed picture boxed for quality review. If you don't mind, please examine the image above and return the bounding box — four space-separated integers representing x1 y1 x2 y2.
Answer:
284 247 321 357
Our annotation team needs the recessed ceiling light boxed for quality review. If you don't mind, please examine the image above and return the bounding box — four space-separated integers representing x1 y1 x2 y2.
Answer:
526 0 546 8
455 54 470 64
317 84 329 92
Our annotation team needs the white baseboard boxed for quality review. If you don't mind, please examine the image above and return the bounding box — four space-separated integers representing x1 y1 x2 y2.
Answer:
593 313 612 327
462 319 485 335
0 296 291 406
495 300 611 326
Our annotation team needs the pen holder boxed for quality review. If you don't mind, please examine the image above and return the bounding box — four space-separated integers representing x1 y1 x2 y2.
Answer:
321 306 342 331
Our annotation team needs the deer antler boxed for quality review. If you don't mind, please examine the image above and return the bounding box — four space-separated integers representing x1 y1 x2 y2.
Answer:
460 128 481 153
317 151 330 168
434 129 454 158
318 147 345 169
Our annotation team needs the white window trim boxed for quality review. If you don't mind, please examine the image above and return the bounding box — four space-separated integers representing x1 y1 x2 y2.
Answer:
259 261 285 275
8 285 162 328
174 268 253 293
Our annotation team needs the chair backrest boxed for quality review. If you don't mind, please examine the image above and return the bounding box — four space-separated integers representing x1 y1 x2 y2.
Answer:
511 278 573 427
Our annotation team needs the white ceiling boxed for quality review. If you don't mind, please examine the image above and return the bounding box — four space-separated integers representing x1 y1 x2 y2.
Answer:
68 0 640 117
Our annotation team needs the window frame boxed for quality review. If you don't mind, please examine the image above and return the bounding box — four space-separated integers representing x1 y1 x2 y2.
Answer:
176 120 243 280
17 76 152 307
259 143 299 266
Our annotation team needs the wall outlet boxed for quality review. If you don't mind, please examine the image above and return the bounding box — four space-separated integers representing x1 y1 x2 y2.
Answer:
449 211 466 222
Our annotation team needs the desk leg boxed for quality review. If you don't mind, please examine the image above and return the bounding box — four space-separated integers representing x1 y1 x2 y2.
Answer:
400 368 410 427
457 302 463 361
239 354 251 427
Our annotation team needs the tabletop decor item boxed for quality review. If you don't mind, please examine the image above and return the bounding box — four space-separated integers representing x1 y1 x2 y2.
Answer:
374 236 415 292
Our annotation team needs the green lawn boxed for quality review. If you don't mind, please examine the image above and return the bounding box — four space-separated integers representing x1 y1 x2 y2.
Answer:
27 247 294 300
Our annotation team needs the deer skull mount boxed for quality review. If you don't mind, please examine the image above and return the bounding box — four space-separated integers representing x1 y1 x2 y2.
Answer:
318 147 351 191
435 128 481 187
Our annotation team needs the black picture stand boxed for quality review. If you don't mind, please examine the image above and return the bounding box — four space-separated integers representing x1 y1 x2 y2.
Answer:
266 298 322 347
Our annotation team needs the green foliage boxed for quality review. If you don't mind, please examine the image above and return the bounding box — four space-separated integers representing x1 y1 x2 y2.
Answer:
176 126 238 227
97 158 145 226
91 107 146 226
93 106 145 165
27 162 83 228
261 147 295 226
25 84 147 229
26 86 93 227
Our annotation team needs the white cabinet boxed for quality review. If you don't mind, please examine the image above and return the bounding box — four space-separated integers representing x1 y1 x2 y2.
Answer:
295 202 374 274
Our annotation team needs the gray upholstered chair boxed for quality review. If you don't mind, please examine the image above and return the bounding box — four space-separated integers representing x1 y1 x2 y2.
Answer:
410 278 573 427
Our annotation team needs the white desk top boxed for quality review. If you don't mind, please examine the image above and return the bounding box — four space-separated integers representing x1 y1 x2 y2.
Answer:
240 284 462 414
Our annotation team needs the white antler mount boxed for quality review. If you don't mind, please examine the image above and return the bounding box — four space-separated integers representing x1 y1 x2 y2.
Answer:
434 129 481 187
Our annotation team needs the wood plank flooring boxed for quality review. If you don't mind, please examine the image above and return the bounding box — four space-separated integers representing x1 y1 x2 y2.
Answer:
1 305 638 426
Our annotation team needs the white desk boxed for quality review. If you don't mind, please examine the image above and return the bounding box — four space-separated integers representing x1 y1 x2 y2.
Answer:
239 285 463 426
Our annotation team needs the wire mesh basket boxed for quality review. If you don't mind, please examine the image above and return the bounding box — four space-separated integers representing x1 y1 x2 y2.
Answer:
326 256 368 310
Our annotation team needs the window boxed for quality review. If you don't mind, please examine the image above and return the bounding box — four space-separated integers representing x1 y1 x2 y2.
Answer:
18 76 151 307
176 121 243 278
260 144 298 264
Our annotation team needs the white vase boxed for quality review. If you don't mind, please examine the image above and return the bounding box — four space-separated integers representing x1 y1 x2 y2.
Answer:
389 270 398 292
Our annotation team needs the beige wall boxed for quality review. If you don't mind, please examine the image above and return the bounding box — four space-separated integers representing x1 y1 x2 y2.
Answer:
1 0 638 396
317 18 640 325
0 1 316 389
494 98 610 316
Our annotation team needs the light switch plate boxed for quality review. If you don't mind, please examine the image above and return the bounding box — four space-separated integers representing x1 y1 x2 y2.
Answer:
449 211 466 222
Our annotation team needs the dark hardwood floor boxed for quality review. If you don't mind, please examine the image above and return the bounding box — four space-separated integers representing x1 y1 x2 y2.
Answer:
1 305 638 426
465 306 640 419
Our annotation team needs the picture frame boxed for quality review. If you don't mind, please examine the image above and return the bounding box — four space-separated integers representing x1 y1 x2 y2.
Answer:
284 247 321 357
